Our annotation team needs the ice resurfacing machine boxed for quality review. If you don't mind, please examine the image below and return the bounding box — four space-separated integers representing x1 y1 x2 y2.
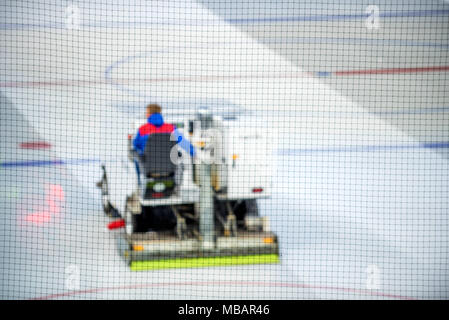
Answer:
99 107 279 270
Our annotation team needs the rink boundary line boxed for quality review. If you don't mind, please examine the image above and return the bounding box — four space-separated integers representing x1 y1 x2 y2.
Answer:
1 9 449 29
102 50 449 104
29 280 417 300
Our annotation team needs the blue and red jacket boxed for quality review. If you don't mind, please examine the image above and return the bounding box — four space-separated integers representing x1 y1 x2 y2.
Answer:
133 113 195 157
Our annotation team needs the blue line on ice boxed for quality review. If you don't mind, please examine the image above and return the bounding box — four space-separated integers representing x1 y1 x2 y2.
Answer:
0 159 100 168
2 142 448 168
278 141 449 155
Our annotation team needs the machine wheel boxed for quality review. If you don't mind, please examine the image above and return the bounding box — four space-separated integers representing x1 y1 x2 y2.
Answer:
233 199 259 218
245 199 259 217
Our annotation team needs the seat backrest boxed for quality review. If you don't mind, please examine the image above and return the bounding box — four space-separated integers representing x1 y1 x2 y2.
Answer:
141 133 177 177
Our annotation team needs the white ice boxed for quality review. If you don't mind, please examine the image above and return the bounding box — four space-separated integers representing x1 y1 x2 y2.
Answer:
0 0 448 299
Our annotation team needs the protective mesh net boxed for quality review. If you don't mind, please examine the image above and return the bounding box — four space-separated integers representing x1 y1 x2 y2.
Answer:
1 0 448 299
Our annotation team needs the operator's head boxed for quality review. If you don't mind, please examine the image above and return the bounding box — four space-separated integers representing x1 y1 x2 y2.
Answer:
146 103 162 119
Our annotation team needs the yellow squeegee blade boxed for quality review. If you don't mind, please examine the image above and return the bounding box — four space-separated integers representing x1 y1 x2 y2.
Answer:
130 254 279 271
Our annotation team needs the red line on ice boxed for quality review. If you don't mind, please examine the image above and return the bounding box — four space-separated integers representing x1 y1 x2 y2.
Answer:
2 65 448 88
30 280 417 300
19 141 52 149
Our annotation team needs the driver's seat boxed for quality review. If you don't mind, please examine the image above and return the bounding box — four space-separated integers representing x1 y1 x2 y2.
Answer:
140 133 177 199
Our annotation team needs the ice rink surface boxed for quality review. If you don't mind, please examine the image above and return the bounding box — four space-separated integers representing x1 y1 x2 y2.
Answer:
0 0 448 299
